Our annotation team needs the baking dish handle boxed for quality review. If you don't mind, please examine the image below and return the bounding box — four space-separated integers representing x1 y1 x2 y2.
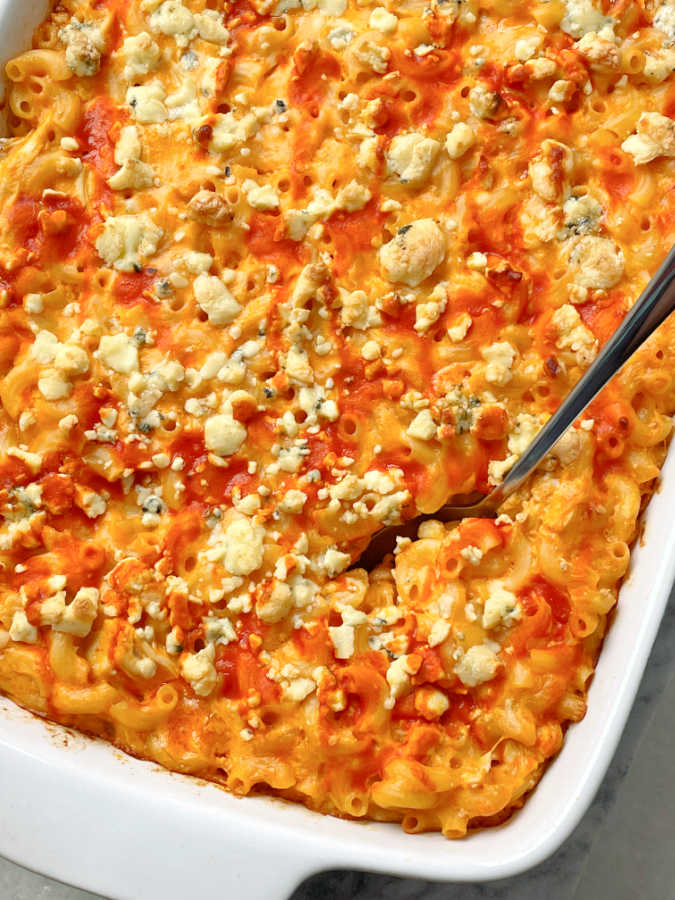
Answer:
0 710 328 900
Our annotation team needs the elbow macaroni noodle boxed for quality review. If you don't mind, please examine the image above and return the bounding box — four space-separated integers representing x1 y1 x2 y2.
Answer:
0 0 673 837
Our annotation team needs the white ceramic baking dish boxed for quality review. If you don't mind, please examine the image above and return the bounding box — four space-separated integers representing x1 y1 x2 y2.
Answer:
1 2 674 897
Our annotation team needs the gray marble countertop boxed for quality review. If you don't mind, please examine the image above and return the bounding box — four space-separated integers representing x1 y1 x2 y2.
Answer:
2 586 674 900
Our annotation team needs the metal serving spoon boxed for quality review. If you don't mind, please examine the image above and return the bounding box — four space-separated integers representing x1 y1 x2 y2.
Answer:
357 245 675 569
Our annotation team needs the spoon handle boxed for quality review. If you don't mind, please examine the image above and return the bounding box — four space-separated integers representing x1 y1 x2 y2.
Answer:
492 245 675 507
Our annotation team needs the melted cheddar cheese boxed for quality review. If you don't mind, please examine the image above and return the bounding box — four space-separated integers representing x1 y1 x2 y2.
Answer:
0 0 674 837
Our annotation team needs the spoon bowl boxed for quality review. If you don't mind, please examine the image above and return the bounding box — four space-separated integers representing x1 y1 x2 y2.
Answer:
354 244 675 570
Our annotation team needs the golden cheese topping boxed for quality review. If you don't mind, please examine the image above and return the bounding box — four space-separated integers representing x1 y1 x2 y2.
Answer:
0 0 674 837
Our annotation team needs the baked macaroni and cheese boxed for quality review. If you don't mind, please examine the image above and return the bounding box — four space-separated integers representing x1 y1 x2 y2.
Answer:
0 0 673 837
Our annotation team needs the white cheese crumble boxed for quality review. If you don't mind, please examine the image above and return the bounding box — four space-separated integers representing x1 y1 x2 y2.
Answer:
407 409 437 441
96 214 162 272
386 133 440 187
380 219 446 287
9 610 38 644
328 623 355 659
445 122 475 159
561 0 613 38
59 19 105 77
369 7 398 33
193 274 242 325
454 645 499 686
481 341 516 385
181 646 218 696
204 414 247 457
210 517 265 576
319 547 351 576
482 584 521 629
97 333 139 374
120 32 160 77
621 112 675 165
126 82 168 123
